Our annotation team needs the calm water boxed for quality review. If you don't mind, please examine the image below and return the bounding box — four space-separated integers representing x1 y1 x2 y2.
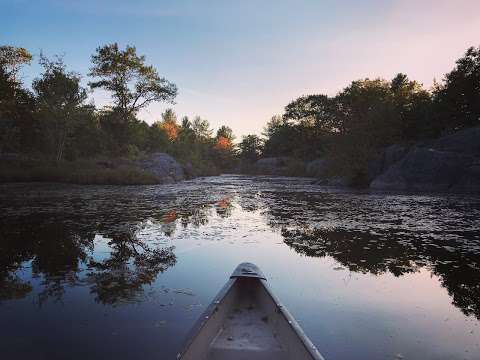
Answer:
1 175 480 360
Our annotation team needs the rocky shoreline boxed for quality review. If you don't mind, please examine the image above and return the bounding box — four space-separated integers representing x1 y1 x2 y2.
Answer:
251 126 480 193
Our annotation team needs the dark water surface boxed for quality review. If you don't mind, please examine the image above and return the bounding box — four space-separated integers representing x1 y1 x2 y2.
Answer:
1 175 480 360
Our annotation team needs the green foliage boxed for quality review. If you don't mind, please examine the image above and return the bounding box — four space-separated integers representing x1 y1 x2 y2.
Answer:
0 66 36 153
1 42 479 184
0 45 32 84
433 46 480 132
33 55 89 161
239 134 263 162
216 125 235 141
89 43 177 121
262 46 480 182
390 73 433 140
0 42 236 181
192 116 212 141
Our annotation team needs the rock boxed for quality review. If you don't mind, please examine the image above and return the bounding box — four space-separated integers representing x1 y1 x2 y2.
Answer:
370 126 480 193
368 144 409 181
183 162 196 179
137 152 185 183
306 158 332 178
431 126 480 155
371 147 473 192
450 160 480 193
384 144 410 167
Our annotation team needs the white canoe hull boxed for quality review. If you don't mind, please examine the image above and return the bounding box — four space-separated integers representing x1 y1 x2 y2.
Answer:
177 263 324 360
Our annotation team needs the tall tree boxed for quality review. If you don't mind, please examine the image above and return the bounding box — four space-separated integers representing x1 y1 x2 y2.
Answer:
89 43 177 123
192 116 212 141
390 73 432 140
262 115 297 157
0 66 35 153
33 55 88 161
434 46 480 131
239 135 263 162
284 94 340 132
160 108 178 141
216 125 235 142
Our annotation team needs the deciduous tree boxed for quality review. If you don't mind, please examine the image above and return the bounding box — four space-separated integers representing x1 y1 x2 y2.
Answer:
89 43 177 123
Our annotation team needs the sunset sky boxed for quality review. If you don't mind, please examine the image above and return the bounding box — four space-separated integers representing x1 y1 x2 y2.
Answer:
4 0 480 137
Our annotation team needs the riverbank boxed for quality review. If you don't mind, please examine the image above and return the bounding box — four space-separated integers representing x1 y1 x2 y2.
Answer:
0 152 220 185
0 158 160 185
248 126 480 193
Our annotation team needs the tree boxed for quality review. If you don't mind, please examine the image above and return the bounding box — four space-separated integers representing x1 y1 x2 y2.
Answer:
214 136 233 151
213 128 235 169
148 121 169 152
0 46 35 153
0 66 36 153
239 135 263 162
390 73 432 140
0 45 32 85
89 43 177 123
160 108 178 141
284 94 339 132
262 115 298 157
33 55 88 161
330 78 400 180
216 125 235 142
180 116 192 131
433 46 480 131
192 116 212 141
213 124 234 154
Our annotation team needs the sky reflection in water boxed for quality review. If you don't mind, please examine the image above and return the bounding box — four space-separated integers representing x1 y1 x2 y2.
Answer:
0 175 479 359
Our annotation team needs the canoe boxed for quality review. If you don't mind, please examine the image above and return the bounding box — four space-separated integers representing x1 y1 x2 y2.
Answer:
177 262 325 360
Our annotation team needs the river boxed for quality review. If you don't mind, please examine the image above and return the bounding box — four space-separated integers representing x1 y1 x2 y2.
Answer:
1 175 479 359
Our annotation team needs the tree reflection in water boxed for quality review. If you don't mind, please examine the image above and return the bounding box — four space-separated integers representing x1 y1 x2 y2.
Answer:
0 216 176 305
258 190 480 320
1 179 479 320
86 230 175 305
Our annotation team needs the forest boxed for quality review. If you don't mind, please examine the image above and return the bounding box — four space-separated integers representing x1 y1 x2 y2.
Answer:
1 43 479 184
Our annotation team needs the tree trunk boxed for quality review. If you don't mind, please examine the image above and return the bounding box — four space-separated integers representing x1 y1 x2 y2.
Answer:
56 125 67 162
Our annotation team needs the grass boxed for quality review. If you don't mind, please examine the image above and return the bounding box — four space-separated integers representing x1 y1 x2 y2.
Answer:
0 158 160 185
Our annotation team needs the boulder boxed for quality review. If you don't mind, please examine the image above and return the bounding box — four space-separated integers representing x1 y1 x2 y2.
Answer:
370 147 474 192
431 126 480 155
368 144 409 181
450 160 480 193
306 158 332 178
137 153 185 183
370 126 480 193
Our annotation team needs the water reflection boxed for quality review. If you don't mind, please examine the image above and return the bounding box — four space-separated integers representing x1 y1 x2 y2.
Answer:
0 216 176 305
255 188 480 319
1 177 480 323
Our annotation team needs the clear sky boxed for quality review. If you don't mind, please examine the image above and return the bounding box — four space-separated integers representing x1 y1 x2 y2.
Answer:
3 0 480 137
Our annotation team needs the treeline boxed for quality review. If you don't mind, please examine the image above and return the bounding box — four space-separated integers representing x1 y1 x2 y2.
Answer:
2 43 479 182
238 46 480 182
0 44 236 174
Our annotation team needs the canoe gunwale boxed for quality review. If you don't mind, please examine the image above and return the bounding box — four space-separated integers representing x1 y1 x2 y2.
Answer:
258 277 325 360
176 277 236 359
